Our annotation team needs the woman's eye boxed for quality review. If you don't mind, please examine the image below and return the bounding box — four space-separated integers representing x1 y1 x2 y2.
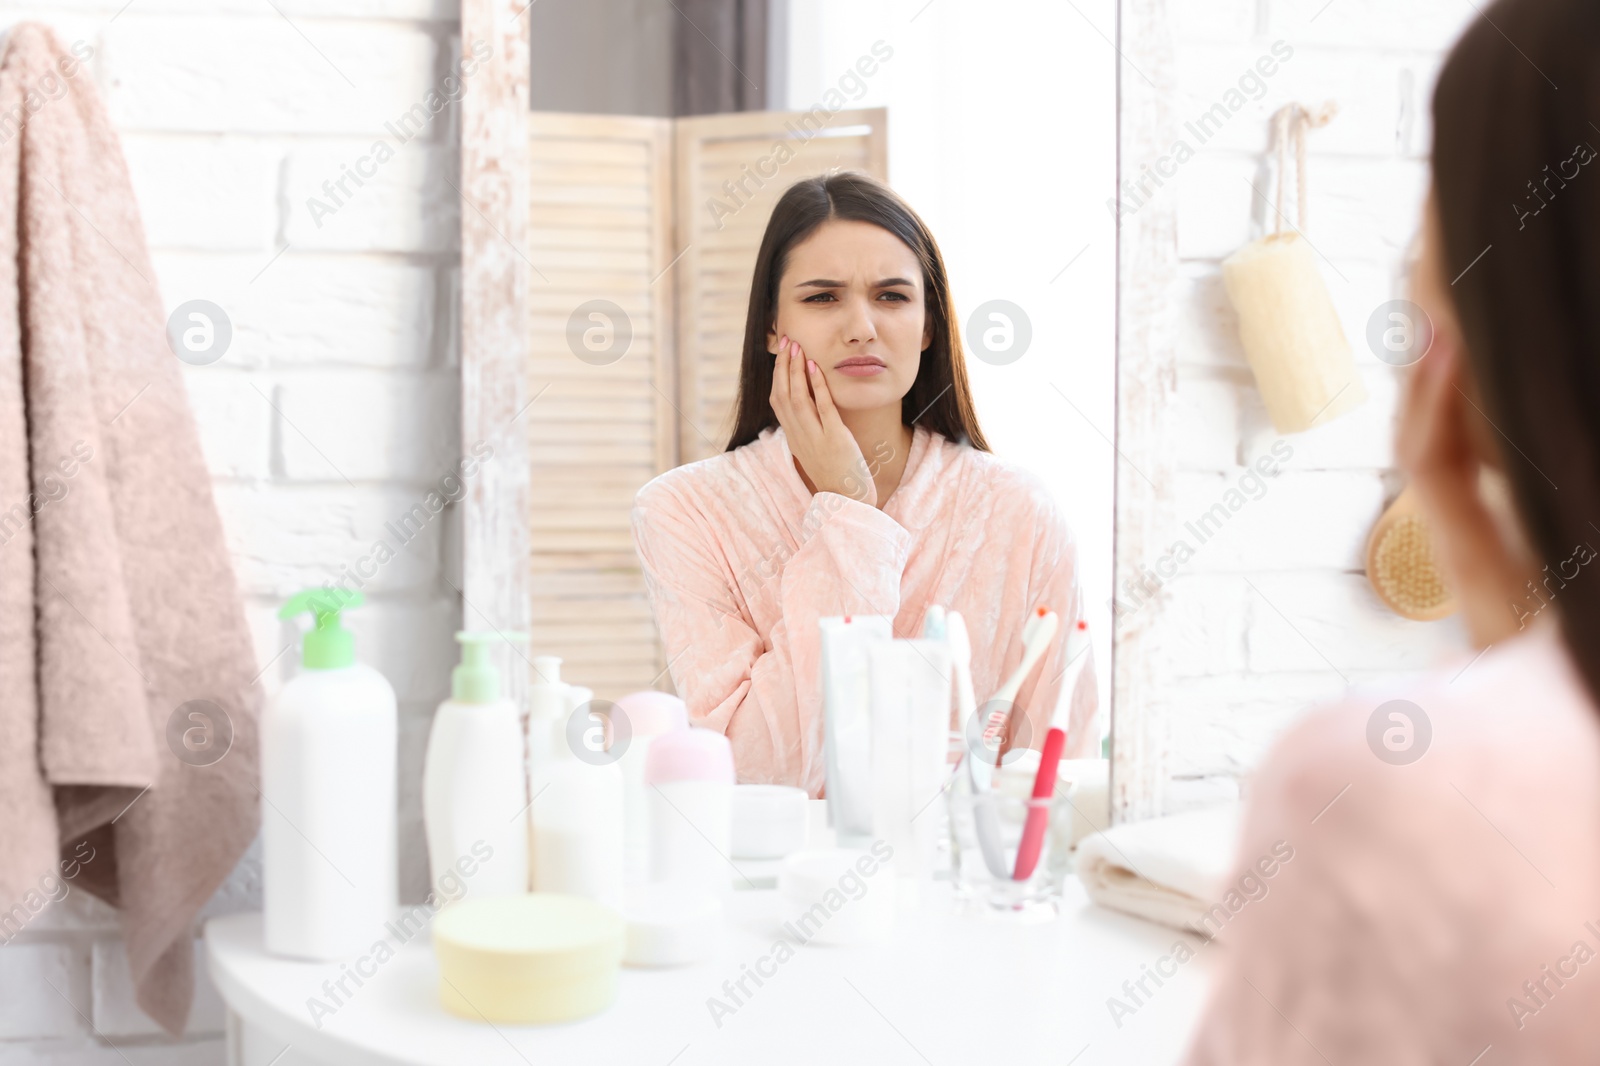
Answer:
803 292 836 302
880 291 909 302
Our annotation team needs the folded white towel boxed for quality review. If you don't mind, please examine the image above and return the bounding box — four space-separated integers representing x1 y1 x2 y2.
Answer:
1075 803 1242 937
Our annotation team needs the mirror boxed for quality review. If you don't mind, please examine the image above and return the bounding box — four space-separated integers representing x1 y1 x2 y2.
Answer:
461 0 1116 803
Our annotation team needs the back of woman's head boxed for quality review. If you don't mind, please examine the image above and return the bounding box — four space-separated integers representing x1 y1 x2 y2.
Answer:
1432 0 1600 699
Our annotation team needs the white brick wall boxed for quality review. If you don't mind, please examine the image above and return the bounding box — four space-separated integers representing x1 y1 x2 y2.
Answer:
0 1 461 1060
1162 0 1477 786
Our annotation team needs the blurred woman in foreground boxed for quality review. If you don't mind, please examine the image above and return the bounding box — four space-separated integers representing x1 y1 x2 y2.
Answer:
1186 0 1600 1060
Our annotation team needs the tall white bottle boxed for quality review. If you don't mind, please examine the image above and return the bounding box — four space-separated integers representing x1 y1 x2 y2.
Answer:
262 588 397 960
528 668 626 911
422 632 531 906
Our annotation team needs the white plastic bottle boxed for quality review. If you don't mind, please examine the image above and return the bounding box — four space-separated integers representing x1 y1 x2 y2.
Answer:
529 678 626 911
262 589 397 960
646 728 735 900
525 655 568 793
422 632 531 906
611 690 689 888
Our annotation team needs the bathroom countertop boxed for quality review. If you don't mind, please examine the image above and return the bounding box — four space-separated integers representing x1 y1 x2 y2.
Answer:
205 875 1214 1066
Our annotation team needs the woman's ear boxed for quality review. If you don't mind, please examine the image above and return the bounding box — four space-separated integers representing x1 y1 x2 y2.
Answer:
766 324 780 356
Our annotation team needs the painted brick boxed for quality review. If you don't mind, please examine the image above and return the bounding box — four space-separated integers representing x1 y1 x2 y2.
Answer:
212 483 446 596
1174 468 1387 572
0 14 105 49
1175 370 1245 470
1172 43 1441 158
1163 671 1354 778
1175 152 1429 263
103 18 439 134
273 371 459 483
1160 574 1251 677
3 879 120 937
36 0 456 15
180 370 273 479
153 252 438 371
1174 262 1245 369
1171 0 1258 44
1245 570 1470 673
120 135 278 251
282 140 458 253
242 601 294 699
1265 0 1473 53
1238 364 1400 470
0 942 91 1040
340 596 458 704
91 938 225 1038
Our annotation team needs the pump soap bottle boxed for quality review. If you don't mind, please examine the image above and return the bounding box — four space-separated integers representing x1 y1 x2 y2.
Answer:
262 588 398 961
423 632 531 907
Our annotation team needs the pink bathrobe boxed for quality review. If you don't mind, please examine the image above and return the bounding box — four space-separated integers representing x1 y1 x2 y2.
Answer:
631 422 1098 798
1184 606 1600 1064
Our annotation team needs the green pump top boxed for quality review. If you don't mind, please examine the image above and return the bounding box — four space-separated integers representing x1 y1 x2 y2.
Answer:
279 587 364 669
452 631 530 703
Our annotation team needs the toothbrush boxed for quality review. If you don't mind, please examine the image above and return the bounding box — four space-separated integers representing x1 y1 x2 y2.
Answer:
946 611 1009 880
980 607 1061 762
1012 617 1093 881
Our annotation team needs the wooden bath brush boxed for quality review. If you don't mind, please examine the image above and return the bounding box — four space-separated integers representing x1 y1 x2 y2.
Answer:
1366 484 1457 620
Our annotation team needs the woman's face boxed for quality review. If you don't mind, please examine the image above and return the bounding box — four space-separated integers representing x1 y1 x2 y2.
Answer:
765 219 934 412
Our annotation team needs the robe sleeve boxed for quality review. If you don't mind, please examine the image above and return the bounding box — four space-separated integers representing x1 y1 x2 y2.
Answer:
631 484 911 796
1002 493 1101 761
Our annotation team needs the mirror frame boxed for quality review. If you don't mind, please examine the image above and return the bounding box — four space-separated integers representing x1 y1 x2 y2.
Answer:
459 0 1179 823
1109 0 1180 824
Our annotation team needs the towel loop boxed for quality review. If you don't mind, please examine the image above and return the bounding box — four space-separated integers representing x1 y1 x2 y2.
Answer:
1271 100 1338 233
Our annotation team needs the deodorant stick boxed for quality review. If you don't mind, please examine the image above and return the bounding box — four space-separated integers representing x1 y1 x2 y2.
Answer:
645 727 735 898
612 691 690 888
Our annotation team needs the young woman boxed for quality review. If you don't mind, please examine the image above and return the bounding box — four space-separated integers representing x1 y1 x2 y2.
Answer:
630 171 1097 797
1186 0 1600 1059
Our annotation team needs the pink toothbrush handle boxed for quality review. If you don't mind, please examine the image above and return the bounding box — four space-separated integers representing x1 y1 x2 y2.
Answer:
1013 726 1065 880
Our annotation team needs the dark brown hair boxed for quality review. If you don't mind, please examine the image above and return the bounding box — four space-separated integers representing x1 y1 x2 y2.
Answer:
724 171 989 452
1432 0 1600 702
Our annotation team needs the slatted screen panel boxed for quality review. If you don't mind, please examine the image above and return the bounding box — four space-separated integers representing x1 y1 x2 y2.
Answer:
673 108 890 463
527 112 676 699
526 107 889 699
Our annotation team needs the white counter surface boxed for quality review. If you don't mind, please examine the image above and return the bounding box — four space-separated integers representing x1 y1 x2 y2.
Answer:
205 874 1214 1066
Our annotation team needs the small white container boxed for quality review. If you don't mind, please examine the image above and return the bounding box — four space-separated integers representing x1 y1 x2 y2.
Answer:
622 883 723 967
730 785 809 859
777 846 896 946
611 690 689 886
646 728 734 898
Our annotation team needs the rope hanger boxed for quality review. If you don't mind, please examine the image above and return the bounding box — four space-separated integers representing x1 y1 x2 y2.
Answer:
1272 101 1339 233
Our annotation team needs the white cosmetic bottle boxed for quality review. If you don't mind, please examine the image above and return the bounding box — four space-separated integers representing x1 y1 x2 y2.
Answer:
610 690 689 888
262 588 397 960
529 670 626 910
422 632 530 906
646 727 735 899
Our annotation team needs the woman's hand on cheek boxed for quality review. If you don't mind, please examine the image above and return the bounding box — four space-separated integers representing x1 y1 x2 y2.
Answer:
770 335 876 507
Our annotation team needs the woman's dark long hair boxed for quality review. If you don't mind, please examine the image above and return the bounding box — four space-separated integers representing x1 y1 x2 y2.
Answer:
1432 0 1600 704
724 171 989 452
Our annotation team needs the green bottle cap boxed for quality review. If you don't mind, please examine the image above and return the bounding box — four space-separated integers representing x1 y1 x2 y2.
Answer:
452 631 530 703
279 587 363 670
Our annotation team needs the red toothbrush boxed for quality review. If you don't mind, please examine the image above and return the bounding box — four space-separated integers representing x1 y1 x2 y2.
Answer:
1012 618 1092 881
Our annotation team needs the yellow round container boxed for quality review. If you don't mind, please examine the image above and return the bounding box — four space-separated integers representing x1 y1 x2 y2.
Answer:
432 893 623 1024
